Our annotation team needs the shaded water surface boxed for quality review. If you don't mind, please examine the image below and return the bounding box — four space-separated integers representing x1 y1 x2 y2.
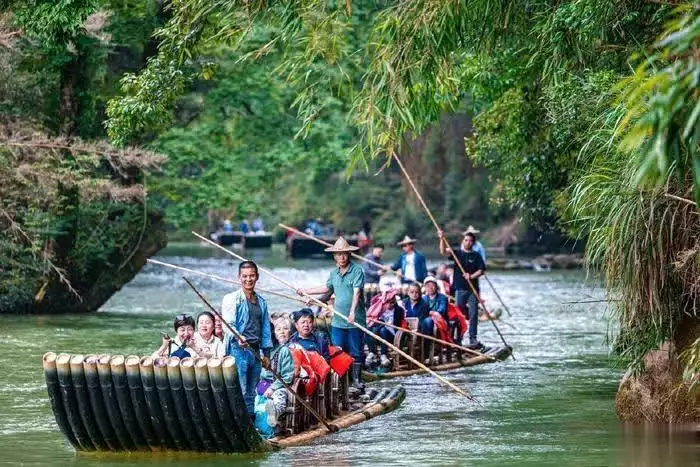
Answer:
1 245 698 466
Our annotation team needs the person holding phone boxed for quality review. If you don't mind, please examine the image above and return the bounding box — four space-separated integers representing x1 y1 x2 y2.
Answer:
152 314 202 359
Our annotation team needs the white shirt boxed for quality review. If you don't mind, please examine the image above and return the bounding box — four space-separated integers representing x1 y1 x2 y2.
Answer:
194 333 225 357
404 252 417 282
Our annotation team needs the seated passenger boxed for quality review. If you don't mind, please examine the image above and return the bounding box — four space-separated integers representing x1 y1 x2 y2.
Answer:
214 315 224 340
193 311 225 357
402 283 430 322
255 318 295 438
152 314 200 359
420 277 451 357
366 289 405 368
288 308 331 361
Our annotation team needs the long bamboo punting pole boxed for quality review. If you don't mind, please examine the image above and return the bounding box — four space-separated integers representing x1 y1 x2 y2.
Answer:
367 319 496 360
181 277 338 432
193 231 476 402
391 152 512 354
146 259 308 305
483 275 512 317
279 223 458 302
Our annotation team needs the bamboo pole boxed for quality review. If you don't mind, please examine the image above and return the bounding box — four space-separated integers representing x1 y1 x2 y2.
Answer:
181 277 338 433
483 275 512 317
279 223 457 301
146 259 308 305
391 152 513 354
193 231 476 402
367 319 496 360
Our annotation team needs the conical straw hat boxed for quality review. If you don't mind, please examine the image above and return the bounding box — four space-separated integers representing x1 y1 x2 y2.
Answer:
396 235 417 246
462 225 481 235
324 236 359 252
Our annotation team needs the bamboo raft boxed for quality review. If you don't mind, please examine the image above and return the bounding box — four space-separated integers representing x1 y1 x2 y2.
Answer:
363 345 511 381
43 352 405 453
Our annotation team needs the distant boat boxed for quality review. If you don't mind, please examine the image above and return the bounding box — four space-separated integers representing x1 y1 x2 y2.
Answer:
286 234 359 258
210 231 272 248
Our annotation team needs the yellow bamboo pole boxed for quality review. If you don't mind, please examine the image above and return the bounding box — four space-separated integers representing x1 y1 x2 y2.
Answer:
193 231 476 402
391 152 512 353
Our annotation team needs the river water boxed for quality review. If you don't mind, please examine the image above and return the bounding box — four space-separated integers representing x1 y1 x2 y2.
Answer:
1 245 697 466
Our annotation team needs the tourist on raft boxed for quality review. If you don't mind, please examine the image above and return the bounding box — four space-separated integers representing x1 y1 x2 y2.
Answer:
419 277 451 357
366 289 405 369
192 311 225 358
221 260 273 418
289 308 331 361
214 315 224 340
297 236 366 395
255 317 295 438
402 283 430 323
152 314 213 359
363 243 386 284
438 230 486 350
389 235 428 284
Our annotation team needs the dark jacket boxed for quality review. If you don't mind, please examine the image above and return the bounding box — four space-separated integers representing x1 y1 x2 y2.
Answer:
403 297 430 320
363 253 384 284
288 331 331 361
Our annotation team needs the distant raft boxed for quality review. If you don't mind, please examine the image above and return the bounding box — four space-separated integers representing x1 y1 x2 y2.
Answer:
43 352 405 453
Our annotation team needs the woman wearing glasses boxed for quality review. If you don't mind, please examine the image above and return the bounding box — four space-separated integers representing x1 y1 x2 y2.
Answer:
152 314 202 359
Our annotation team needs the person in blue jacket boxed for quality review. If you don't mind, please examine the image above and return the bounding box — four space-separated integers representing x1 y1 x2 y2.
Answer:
288 308 331 361
221 260 273 418
390 236 428 284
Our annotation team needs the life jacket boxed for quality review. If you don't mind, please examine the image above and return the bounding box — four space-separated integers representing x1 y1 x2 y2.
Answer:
447 303 467 339
428 311 453 344
328 345 353 376
288 345 319 395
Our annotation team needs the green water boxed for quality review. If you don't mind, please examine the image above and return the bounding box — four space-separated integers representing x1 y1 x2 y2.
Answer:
1 245 698 466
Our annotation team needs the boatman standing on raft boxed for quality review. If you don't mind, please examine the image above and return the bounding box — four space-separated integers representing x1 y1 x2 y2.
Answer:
297 237 366 396
389 235 428 284
221 260 273 419
437 229 486 350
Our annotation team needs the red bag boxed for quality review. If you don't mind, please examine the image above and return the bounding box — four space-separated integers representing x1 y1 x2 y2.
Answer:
328 345 353 376
447 303 467 339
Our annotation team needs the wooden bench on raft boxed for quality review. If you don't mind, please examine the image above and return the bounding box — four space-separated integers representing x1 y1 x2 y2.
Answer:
388 320 469 371
278 370 350 437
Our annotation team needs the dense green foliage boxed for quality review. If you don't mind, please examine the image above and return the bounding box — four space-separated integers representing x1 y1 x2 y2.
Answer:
0 1 167 313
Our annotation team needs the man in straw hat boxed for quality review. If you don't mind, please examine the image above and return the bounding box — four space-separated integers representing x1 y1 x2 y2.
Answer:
389 235 428 284
438 230 486 350
297 236 366 395
463 225 486 264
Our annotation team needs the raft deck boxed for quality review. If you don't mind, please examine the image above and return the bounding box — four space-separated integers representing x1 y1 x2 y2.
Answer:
363 345 512 382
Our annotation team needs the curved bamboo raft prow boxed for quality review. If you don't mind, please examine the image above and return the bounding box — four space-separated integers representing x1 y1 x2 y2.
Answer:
362 345 512 382
43 352 405 453
268 386 406 448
